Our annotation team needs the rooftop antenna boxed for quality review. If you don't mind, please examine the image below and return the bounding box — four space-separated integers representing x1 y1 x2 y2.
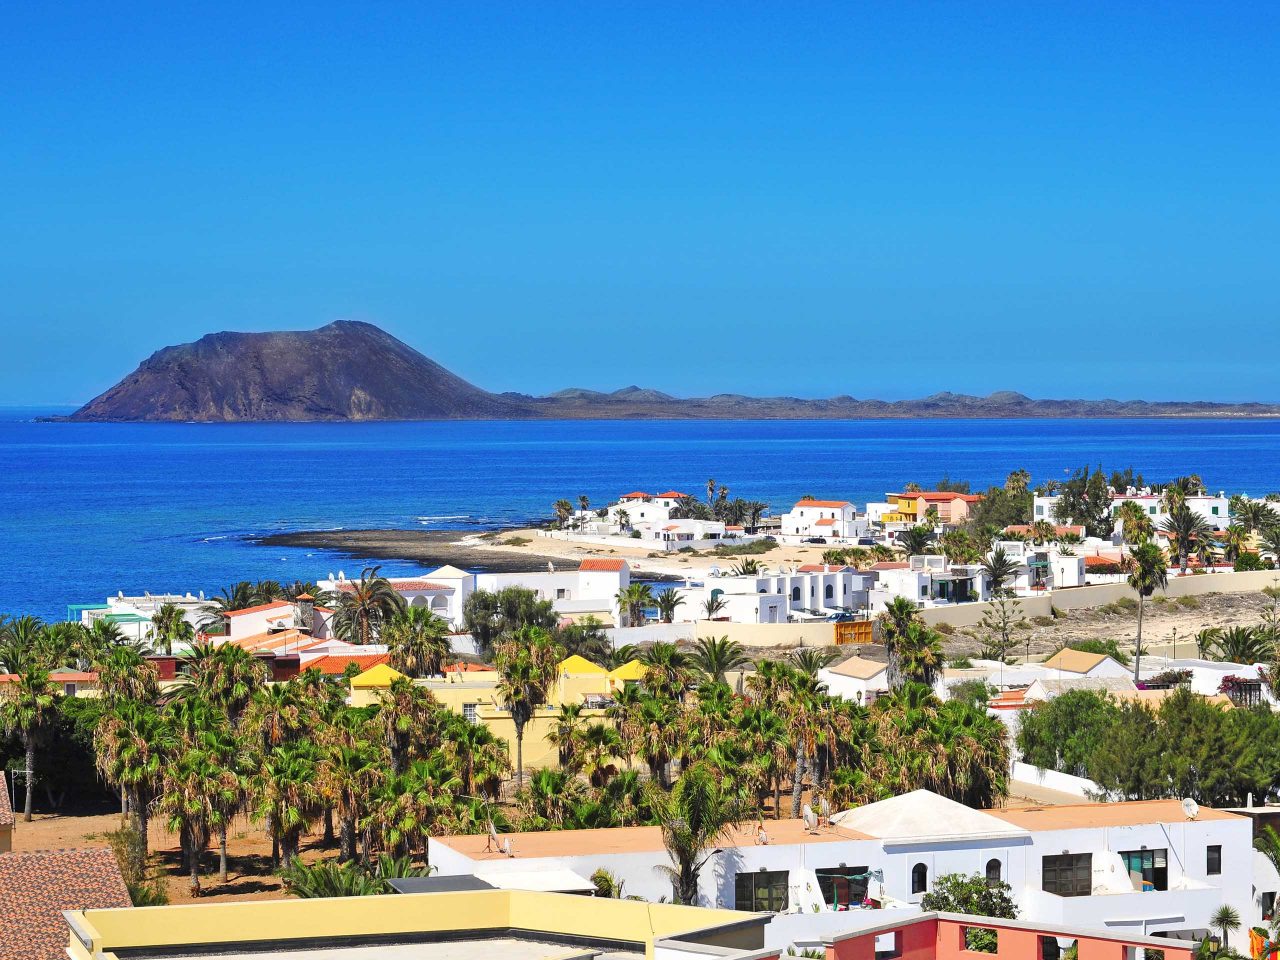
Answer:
502 838 515 858
1182 797 1200 821
819 796 832 825
486 819 500 852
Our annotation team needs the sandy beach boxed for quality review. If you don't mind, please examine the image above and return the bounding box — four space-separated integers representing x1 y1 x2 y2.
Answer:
258 526 843 582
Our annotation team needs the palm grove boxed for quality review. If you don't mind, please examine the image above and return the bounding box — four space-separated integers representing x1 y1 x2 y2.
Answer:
0 571 1006 904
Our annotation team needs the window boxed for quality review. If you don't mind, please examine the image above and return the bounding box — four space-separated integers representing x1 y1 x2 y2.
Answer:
1263 891 1276 921
911 862 928 894
791 587 801 602
1149 505 1157 515
1212 506 1220 515
462 703 478 723
1206 845 1222 876
1119 849 1168 891
1040 936 1078 960
825 584 834 600
986 858 1002 884
735 870 788 912
1035 505 1044 516
816 866 869 908
555 588 568 600
1042 853 1092 897
64 683 77 696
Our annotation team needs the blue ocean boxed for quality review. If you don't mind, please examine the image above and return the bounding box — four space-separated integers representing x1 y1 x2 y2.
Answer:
3 407 1280 622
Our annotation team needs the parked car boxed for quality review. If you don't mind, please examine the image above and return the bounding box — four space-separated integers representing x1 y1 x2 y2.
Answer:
825 611 859 623
804 536 828 544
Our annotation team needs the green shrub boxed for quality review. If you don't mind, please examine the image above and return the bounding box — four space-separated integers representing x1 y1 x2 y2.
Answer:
935 622 955 635
1176 595 1200 610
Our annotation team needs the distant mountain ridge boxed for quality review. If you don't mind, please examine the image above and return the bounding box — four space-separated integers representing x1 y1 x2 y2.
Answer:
66 321 1280 422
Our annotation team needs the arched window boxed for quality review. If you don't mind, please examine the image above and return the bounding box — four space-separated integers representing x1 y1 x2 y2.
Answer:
791 587 801 602
824 584 834 600
911 863 928 894
986 859 1001 885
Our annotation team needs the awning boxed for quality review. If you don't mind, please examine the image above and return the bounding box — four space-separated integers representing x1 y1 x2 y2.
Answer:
473 868 596 894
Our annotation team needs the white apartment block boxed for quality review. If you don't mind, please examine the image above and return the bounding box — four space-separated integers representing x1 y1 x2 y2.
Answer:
672 565 875 623
1034 490 1231 537
429 789 1260 944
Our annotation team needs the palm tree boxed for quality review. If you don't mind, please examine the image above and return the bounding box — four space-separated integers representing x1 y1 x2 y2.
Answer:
981 546 1019 596
517 767 584 828
655 590 685 624
898 525 935 556
897 623 944 686
615 583 654 627
383 607 452 677
1126 541 1169 682
1260 526 1280 562
252 740 324 869
1255 825 1280 885
1114 499 1153 544
1160 505 1213 573
95 646 160 705
702 595 728 620
877 596 920 691
1209 626 1274 664
1235 500 1279 534
333 566 405 645
368 756 460 860
641 642 693 700
653 762 741 906
150 603 188 656
789 648 838 676
1221 524 1250 564
494 627 560 787
0 665 57 822
197 582 261 634
690 636 749 683
553 499 574 527
1210 904 1241 949
95 698 173 846
547 703 587 771
730 558 762 577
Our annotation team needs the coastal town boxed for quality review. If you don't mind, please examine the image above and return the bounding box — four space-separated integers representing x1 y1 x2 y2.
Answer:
7 469 1280 959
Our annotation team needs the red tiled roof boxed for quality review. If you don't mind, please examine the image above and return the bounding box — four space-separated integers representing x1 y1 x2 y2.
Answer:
794 499 851 508
655 490 690 499
1084 555 1124 569
619 491 651 500
0 771 12 827
580 558 629 572
308 653 390 675
338 580 450 593
0 848 131 960
798 564 851 572
726 525 744 531
0 671 99 684
662 524 680 531
224 600 293 618
294 592 314 601
443 661 492 673
870 561 909 570
814 518 837 527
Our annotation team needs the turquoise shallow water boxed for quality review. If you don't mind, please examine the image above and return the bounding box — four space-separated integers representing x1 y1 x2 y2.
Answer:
3 408 1279 621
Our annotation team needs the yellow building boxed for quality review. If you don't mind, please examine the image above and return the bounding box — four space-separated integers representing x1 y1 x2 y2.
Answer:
64 889 775 960
348 656 646 773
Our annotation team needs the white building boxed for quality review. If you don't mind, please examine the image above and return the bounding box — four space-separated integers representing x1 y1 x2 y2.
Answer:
782 499 867 542
1034 489 1232 537
819 655 889 704
429 789 1258 943
988 541 1086 595
868 557 991 611
1040 649 1132 680
319 559 631 629
604 490 692 529
672 565 875 623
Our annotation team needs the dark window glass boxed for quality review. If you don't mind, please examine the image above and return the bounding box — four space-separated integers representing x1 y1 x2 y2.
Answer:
1042 853 1092 897
911 862 928 894
1207 845 1222 876
1120 849 1168 891
985 858 1001 884
816 867 869 908
791 587 801 602
734 870 788 912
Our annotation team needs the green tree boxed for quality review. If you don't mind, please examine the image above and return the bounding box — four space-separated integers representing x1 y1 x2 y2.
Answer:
462 586 558 657
1127 541 1169 682
494 627 561 787
0 665 58 821
653 762 741 906
690 635 749 683
1053 466 1113 539
981 547 1019 595
332 566 405 645
383 607 452 677
1016 690 1119 777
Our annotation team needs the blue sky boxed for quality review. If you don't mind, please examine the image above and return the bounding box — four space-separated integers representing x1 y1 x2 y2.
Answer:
2 3 1277 404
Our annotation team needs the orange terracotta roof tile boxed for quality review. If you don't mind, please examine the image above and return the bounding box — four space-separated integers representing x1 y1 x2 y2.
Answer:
814 518 837 526
794 499 852 508
579 558 629 572
339 580 450 592
656 490 690 499
308 653 390 675
619 491 651 500
443 661 492 673
224 600 293 618
870 561 909 570
798 564 852 572
0 771 12 827
0 848 131 959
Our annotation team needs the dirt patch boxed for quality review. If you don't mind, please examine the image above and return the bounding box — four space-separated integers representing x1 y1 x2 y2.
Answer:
9 810 337 904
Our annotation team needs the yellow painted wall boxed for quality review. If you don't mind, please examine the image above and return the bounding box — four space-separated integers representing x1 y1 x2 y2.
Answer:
67 889 757 960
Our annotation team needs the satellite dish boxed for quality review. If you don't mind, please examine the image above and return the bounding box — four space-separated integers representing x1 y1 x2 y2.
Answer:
338 570 346 581
709 565 721 577
802 804 818 833
819 797 832 820
1182 798 1200 821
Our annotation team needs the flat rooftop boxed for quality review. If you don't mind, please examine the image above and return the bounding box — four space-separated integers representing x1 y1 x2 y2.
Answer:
435 819 871 860
988 799 1247 831
139 939 641 960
